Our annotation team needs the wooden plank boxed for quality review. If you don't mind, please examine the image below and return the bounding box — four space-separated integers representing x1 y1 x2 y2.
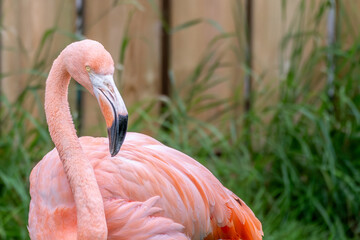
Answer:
1 0 77 146
171 0 236 121
82 0 161 136
252 0 325 114
2 0 75 100
252 0 284 114
340 0 360 46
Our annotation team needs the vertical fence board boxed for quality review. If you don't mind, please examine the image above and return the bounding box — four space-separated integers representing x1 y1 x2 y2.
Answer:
252 0 284 116
1 0 76 143
82 0 161 136
171 0 236 121
341 0 360 45
2 0 75 102
252 0 325 117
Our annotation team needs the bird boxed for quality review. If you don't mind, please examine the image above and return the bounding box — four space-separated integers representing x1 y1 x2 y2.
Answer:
28 39 263 240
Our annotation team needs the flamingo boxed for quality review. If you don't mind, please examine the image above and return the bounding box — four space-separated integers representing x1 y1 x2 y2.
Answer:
28 39 263 240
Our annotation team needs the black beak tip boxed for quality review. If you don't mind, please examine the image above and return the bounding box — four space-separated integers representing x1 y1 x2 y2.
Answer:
108 114 128 157
110 149 118 158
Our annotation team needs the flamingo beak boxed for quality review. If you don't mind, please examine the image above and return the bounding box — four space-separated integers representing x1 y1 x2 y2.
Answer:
90 73 128 157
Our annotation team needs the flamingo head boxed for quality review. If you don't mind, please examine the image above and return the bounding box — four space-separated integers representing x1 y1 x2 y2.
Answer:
63 39 128 157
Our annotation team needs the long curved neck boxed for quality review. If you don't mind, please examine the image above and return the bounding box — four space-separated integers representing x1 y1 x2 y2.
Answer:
45 55 107 239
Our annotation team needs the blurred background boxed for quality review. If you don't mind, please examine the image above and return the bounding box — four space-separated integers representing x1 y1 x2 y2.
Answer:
1 0 360 239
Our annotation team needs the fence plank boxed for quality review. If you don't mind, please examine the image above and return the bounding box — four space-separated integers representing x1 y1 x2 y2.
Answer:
252 0 325 114
341 0 360 45
171 0 237 121
81 0 161 136
2 0 75 102
252 0 285 114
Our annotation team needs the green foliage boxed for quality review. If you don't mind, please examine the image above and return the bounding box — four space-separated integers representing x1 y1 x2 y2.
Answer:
1 0 360 239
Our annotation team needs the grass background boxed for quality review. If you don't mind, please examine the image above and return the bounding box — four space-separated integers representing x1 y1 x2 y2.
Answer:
1 0 360 239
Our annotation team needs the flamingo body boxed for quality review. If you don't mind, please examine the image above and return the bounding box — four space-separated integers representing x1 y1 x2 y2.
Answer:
29 133 262 239
28 40 263 239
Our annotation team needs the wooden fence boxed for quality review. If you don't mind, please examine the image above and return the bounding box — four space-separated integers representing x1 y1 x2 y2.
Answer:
1 0 359 135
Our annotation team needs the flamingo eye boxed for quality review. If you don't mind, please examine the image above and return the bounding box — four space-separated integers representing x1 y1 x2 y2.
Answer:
85 66 91 72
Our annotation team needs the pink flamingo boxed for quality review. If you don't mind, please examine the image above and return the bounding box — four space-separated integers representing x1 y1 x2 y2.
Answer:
28 40 263 240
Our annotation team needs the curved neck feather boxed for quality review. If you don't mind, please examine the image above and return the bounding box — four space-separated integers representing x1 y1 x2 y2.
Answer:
44 54 108 239
45 56 79 158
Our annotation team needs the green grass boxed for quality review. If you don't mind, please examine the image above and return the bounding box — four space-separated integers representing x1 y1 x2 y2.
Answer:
1 0 360 239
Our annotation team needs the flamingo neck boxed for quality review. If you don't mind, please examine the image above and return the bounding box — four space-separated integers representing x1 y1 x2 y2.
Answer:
45 55 107 239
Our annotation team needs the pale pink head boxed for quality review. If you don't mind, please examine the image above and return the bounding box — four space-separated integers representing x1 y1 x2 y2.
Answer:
61 39 128 156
